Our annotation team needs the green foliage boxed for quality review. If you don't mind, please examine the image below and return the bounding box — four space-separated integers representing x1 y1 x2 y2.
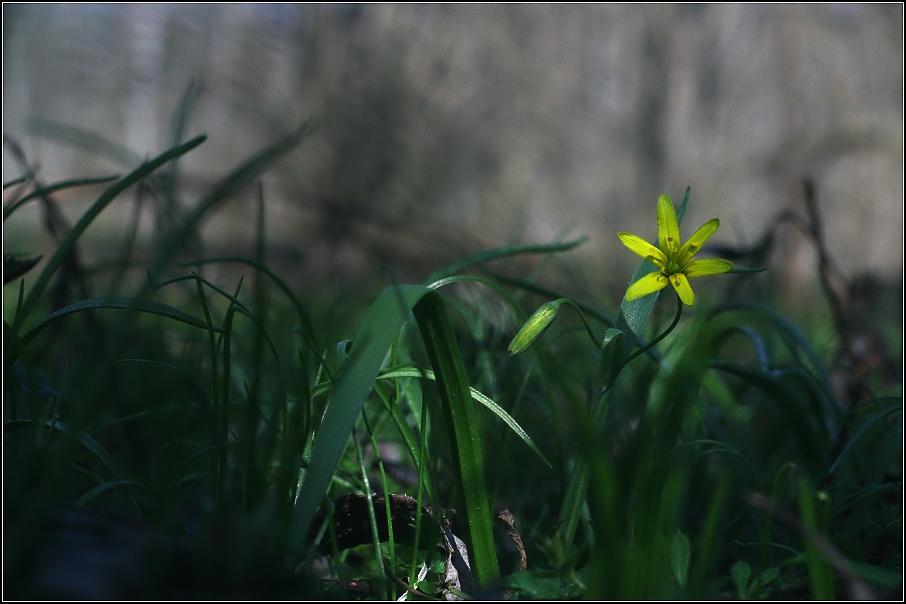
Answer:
3 130 900 600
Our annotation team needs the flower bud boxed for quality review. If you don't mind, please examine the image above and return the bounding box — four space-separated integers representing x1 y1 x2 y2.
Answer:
508 299 564 356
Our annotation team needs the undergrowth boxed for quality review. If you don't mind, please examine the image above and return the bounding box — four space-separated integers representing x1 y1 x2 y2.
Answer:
3 124 901 600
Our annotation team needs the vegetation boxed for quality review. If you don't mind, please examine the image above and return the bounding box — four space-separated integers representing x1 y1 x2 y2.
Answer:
3 128 901 599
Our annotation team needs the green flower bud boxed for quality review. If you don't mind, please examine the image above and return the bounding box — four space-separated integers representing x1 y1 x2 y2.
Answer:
508 299 564 356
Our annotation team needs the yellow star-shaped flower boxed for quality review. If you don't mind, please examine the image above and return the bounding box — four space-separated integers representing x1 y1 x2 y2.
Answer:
618 195 733 306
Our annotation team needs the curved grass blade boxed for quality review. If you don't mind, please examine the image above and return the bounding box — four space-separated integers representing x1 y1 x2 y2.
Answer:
184 255 322 361
153 272 250 312
378 367 552 469
5 419 128 482
4 255 42 285
28 117 145 167
16 135 207 329
3 175 28 189
712 302 831 390
427 274 529 328
828 397 902 474
16 296 223 356
288 285 500 590
147 121 316 284
485 270 618 329
74 480 148 507
426 236 588 284
288 285 433 557
3 175 120 220
86 359 209 436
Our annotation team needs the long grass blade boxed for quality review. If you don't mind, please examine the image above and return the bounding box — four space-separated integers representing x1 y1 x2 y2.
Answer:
412 290 500 589
147 121 316 283
28 117 144 167
4 419 129 482
287 285 432 557
377 367 552 469
16 135 207 328
3 175 120 220
426 237 588 283
15 296 223 358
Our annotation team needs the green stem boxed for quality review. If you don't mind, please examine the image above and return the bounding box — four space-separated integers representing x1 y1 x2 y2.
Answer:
562 299 604 351
621 292 683 367
408 390 430 588
353 422 388 600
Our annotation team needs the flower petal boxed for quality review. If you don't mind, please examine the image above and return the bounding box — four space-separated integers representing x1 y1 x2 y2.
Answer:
669 272 695 306
625 271 669 301
684 258 734 278
677 218 720 265
618 232 668 267
657 195 681 254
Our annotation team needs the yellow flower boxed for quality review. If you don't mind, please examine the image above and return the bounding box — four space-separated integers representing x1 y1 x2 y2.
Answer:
618 195 733 306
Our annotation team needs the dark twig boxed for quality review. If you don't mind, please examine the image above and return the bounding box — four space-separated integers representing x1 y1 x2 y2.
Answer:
747 492 875 600
802 179 850 343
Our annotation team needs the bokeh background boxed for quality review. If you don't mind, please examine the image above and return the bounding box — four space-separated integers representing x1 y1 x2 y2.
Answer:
3 4 903 309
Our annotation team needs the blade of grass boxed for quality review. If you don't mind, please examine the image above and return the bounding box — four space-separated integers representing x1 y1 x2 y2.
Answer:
74 480 149 507
4 419 129 483
4 256 42 285
28 117 144 167
426 237 588 283
372 380 436 506
183 255 323 366
557 329 623 542
412 290 501 589
13 296 224 364
375 367 551 469
828 398 901 474
797 477 835 599
3 175 120 220
16 135 206 329
483 270 618 329
688 468 730 596
362 411 397 600
3 175 28 189
288 285 433 557
146 121 315 285
288 285 501 590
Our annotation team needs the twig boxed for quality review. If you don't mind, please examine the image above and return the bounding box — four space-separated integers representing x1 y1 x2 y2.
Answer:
746 492 875 599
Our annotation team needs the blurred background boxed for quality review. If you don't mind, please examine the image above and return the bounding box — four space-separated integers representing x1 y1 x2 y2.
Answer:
3 3 903 309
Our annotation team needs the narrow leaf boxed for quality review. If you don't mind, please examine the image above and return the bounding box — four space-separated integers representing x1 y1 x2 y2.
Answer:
17 135 207 327
3 175 120 220
413 290 500 588
426 237 587 284
17 296 223 355
288 285 433 556
377 367 552 468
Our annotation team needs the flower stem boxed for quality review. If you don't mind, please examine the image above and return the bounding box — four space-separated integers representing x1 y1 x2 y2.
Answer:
562 299 604 351
621 291 683 367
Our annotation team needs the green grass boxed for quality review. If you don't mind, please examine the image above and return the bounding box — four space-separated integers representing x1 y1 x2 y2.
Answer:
3 129 901 599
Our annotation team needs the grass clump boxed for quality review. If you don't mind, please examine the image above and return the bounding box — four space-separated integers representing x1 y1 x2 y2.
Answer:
3 128 901 599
